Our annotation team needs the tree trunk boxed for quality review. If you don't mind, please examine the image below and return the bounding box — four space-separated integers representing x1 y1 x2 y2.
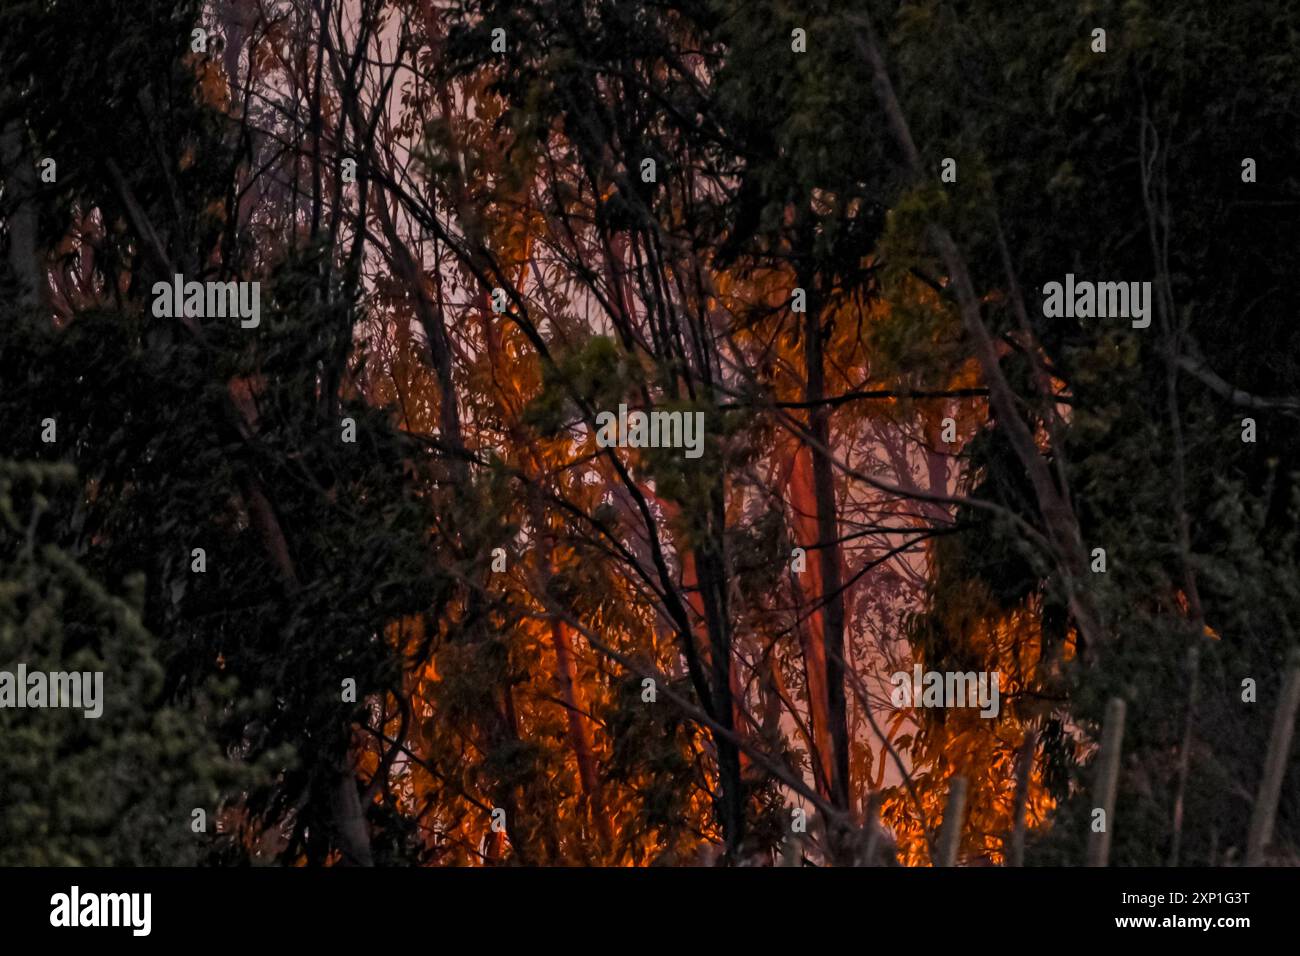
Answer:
787 442 836 800
1 119 40 310
800 287 852 819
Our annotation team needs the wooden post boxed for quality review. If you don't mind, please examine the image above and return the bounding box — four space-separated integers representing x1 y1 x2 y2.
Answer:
861 791 883 866
936 776 967 867
1086 697 1126 867
1009 730 1037 867
1168 642 1201 866
1246 652 1300 866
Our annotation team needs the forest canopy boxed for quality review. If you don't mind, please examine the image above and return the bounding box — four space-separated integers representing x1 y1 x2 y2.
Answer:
1 0 1298 868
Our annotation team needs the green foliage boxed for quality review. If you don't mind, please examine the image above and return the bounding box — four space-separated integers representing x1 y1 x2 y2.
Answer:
0 460 249 864
882 0 1300 863
1 0 448 863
